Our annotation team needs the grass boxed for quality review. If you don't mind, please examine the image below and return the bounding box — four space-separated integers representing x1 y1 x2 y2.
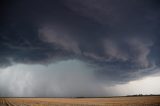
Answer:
0 96 160 106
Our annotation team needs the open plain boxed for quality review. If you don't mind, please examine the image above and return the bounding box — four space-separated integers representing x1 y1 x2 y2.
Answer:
0 96 160 106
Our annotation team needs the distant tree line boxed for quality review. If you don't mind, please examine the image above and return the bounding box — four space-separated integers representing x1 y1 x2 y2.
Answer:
127 94 160 97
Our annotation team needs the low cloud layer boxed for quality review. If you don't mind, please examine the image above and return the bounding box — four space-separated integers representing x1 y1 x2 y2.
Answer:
0 0 160 97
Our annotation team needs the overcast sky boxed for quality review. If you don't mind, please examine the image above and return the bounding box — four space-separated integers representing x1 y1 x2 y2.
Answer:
0 0 160 97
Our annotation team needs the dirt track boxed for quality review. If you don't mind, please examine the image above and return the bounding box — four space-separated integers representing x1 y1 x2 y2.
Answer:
0 96 160 106
0 98 15 106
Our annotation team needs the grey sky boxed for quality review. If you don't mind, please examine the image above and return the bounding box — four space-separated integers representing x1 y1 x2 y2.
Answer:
0 0 160 97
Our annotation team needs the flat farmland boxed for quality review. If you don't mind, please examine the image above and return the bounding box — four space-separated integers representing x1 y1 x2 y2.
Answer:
0 96 160 106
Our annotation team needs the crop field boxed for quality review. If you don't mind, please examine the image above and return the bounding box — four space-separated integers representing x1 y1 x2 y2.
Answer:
0 96 160 106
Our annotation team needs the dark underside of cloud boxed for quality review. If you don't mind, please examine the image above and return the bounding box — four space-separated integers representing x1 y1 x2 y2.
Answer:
0 0 160 97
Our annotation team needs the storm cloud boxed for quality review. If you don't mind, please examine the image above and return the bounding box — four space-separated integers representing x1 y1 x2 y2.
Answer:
0 0 160 97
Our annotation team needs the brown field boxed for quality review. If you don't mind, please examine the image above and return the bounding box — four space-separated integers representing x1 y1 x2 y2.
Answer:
0 96 160 106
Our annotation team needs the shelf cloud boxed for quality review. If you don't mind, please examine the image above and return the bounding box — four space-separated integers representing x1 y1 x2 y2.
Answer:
0 0 160 97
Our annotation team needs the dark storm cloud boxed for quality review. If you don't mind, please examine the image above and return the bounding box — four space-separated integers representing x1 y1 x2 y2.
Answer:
0 0 160 88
